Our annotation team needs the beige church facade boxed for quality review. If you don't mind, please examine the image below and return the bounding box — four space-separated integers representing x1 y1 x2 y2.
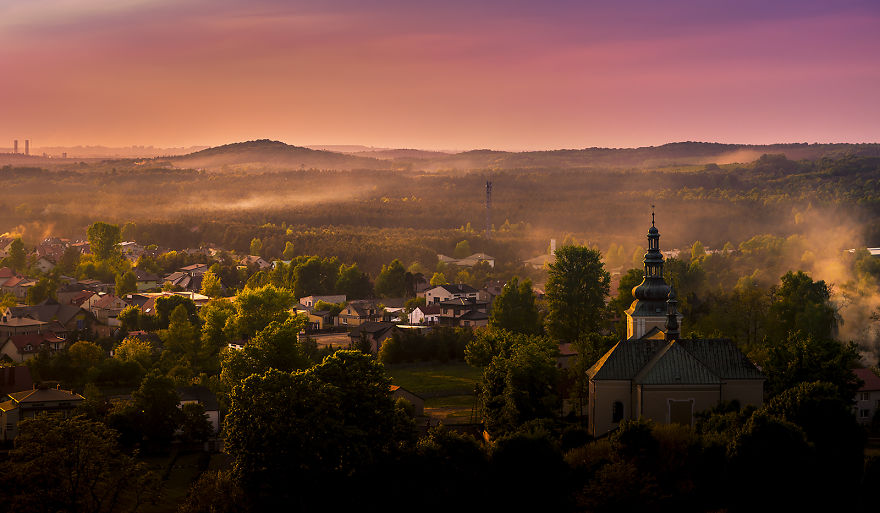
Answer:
587 220 764 437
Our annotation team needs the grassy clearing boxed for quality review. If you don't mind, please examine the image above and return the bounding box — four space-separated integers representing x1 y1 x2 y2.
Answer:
385 362 481 398
425 395 477 423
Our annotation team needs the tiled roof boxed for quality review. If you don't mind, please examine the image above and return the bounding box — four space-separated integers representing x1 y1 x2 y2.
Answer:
588 336 764 383
635 342 721 385
6 332 65 353
8 387 85 403
435 283 478 294
854 368 880 392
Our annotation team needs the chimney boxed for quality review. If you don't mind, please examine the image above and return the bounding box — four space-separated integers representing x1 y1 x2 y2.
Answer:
13 140 18 154
24 140 29 155
550 239 557 255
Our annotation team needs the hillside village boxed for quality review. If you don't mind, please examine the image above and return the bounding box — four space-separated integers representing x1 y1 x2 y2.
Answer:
0 219 878 512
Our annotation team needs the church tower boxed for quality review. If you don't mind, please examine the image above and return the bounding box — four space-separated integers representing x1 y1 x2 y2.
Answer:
625 213 681 339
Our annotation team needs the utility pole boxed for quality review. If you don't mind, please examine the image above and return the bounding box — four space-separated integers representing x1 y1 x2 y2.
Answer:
485 180 492 240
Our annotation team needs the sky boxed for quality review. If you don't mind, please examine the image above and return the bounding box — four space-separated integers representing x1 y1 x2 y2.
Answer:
1 0 878 151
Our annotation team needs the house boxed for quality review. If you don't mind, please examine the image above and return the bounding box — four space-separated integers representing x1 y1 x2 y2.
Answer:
853 368 880 425
296 306 332 331
133 268 160 292
2 276 36 300
424 283 479 305
117 241 144 261
3 303 94 336
239 255 271 270
390 385 425 416
0 332 67 362
348 321 400 354
438 297 489 328
34 257 55 273
436 253 495 268
178 385 221 434
0 315 48 339
0 366 33 397
409 304 442 325
0 385 85 442
299 295 346 308
336 300 384 327
587 221 764 437
88 294 128 328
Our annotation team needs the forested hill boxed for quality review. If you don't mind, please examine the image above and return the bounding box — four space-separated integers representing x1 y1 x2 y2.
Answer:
401 142 880 170
158 139 388 171
157 140 880 172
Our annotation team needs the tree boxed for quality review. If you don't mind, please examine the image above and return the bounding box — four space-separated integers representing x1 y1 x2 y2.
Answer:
249 237 262 256
87 221 122 260
490 277 541 335
179 402 213 444
282 241 296 260
224 351 412 507
545 245 610 342
26 276 57 305
115 336 153 369
767 271 838 342
375 259 406 297
761 333 861 400
154 294 197 329
161 304 204 370
231 284 294 340
58 246 81 274
117 305 142 332
336 263 373 299
453 240 472 259
200 269 223 297
430 271 448 286
69 340 104 372
690 240 706 261
7 237 25 270
178 471 250 513
132 371 182 445
115 270 137 297
0 415 159 512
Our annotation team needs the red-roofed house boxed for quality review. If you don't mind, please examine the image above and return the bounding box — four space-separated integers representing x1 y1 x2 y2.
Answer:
0 332 67 362
853 368 880 425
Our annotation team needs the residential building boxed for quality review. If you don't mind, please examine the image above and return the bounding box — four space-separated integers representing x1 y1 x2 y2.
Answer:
0 386 85 442
408 304 442 325
299 295 346 308
178 385 221 434
348 321 400 353
0 332 67 362
336 300 384 327
438 297 489 328
853 368 880 425
424 283 479 305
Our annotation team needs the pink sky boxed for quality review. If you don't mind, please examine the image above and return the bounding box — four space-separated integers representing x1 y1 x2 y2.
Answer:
1 0 878 151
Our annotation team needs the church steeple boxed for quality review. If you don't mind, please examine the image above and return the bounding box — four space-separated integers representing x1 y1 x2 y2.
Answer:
625 213 677 339
665 285 680 342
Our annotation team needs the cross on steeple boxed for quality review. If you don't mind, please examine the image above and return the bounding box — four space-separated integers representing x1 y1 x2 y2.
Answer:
651 204 655 226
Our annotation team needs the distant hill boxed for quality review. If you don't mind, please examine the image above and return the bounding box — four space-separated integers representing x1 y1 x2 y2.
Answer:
132 139 880 173
160 140 389 171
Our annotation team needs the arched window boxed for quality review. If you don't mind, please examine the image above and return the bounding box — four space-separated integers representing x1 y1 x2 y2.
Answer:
612 401 624 423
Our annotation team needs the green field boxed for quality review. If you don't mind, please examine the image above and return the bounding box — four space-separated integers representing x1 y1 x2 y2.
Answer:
385 362 481 398
385 362 482 424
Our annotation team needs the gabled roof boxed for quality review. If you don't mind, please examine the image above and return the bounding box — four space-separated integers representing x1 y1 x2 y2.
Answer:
588 337 764 383
8 387 85 404
415 305 442 315
634 342 721 385
432 283 478 294
0 316 47 328
459 310 488 321
6 303 83 326
854 368 880 392
5 332 65 353
92 294 124 310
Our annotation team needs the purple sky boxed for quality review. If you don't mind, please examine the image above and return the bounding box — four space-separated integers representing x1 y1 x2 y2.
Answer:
1 0 878 150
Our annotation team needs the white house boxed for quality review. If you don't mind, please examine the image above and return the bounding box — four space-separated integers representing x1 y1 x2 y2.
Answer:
423 284 479 305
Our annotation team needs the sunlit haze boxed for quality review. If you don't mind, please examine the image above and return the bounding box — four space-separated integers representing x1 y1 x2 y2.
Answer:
2 0 878 150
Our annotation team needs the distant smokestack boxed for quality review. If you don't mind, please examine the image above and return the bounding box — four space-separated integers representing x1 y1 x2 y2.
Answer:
24 140 29 155
485 180 492 240
13 140 17 154
550 239 556 254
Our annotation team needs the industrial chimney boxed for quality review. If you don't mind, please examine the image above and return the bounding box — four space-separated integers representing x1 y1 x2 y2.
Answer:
25 140 29 155
550 239 557 255
13 140 18 154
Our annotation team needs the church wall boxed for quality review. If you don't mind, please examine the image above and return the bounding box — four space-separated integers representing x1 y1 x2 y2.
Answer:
638 385 721 426
721 380 764 408
589 380 631 437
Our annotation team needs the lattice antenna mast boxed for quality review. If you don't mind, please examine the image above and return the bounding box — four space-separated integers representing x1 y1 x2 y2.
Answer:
485 180 493 240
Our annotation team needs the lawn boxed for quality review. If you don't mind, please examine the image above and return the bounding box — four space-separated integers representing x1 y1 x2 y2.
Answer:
385 362 483 425
385 362 482 398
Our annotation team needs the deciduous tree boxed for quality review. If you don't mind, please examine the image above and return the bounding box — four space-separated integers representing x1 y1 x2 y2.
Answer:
545 245 610 342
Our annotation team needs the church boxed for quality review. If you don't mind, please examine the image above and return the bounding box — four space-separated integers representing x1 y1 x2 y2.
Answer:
587 218 765 437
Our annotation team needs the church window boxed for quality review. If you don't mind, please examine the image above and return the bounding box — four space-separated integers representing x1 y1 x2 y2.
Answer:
612 401 624 423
